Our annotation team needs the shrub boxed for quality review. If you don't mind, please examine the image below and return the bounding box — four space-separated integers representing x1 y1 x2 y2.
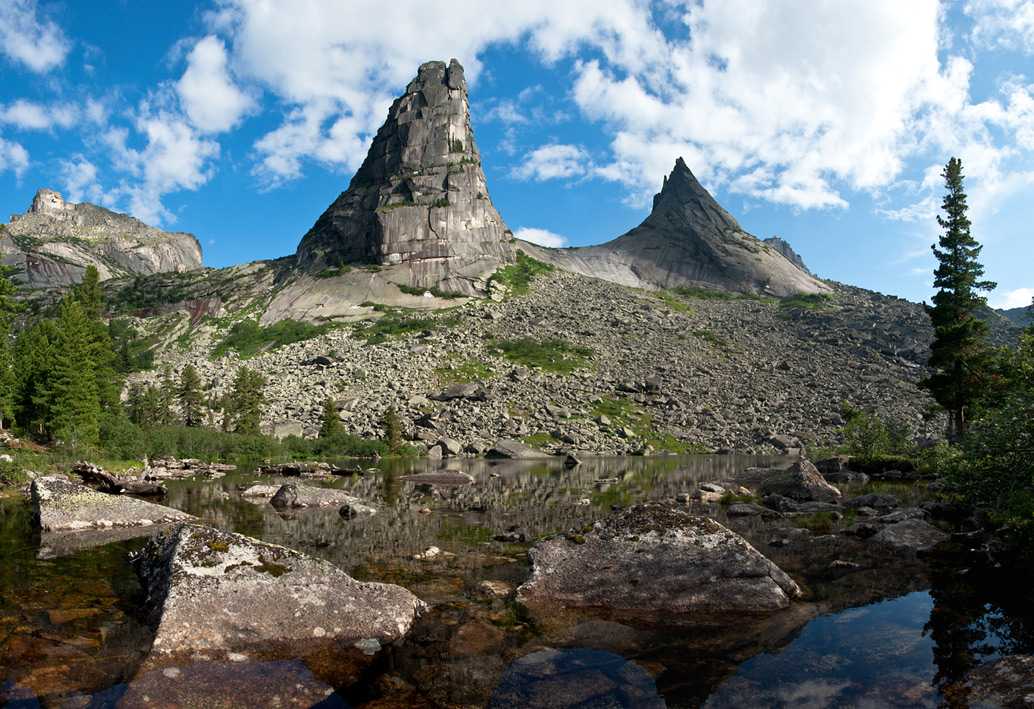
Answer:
489 337 592 374
213 319 334 359
489 252 554 296
779 293 836 311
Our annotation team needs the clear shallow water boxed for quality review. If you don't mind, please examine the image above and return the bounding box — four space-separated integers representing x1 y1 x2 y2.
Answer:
2 455 1033 707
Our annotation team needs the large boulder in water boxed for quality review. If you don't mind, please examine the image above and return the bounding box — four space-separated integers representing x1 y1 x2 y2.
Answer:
31 476 192 532
132 524 425 666
517 502 801 614
759 459 841 503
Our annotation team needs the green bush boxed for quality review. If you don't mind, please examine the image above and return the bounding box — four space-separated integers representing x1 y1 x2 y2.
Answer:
842 409 912 458
489 252 554 296
490 337 592 374
361 311 456 345
779 293 835 311
213 319 334 359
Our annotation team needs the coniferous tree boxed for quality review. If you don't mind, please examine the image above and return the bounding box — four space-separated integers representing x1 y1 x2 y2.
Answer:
224 368 265 435
0 265 22 428
47 298 101 445
924 157 996 440
13 319 59 435
319 396 342 438
177 365 204 427
74 266 120 410
382 408 401 454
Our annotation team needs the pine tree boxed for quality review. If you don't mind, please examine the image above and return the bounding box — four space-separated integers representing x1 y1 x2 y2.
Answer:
177 365 204 427
47 298 101 445
73 266 104 321
224 368 266 435
319 396 342 438
382 408 401 454
924 157 996 440
74 266 120 410
13 319 59 436
0 265 22 429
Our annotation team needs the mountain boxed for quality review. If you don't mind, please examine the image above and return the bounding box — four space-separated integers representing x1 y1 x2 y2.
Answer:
520 158 828 297
295 59 515 296
0 189 202 288
763 237 812 275
1000 306 1031 328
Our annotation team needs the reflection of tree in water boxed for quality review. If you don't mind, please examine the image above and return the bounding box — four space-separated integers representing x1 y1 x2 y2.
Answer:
925 548 1034 703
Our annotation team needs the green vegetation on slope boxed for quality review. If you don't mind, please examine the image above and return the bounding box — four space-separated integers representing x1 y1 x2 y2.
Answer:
213 319 335 359
490 252 554 296
490 337 592 374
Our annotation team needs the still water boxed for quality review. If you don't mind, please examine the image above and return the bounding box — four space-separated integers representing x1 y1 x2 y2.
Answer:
1 455 1032 707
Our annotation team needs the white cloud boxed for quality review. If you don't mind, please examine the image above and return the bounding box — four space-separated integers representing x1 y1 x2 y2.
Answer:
512 143 590 181
0 0 70 73
0 99 77 131
966 0 1034 51
213 0 664 182
0 137 29 177
514 226 568 248
176 35 254 133
60 156 103 203
103 112 220 225
993 287 1034 309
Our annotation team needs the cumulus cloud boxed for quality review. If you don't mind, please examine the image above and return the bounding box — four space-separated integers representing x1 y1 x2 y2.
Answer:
103 112 220 225
60 156 103 203
993 287 1034 309
0 99 77 131
212 0 664 183
514 226 568 248
0 137 29 177
966 0 1034 51
512 144 590 181
176 35 255 133
0 0 70 73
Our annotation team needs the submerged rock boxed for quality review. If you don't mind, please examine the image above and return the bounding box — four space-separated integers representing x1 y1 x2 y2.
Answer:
132 524 426 664
517 502 801 615
871 518 948 551
965 654 1034 707
31 476 192 532
486 440 552 460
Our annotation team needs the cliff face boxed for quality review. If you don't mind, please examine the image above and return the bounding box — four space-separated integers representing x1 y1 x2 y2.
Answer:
295 59 515 296
1 189 202 288
521 159 829 297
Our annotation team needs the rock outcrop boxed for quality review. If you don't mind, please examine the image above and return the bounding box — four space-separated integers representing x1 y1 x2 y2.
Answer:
763 236 812 275
517 502 801 614
295 59 515 295
1 189 202 288
31 476 192 532
758 459 842 503
133 524 426 664
521 158 829 297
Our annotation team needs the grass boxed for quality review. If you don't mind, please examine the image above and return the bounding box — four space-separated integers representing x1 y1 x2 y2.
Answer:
396 283 464 299
779 293 836 312
590 396 704 454
489 252 554 296
690 328 727 347
435 357 494 385
357 309 459 345
315 265 352 279
656 290 695 314
437 519 493 545
670 286 768 302
489 337 592 374
213 319 335 359
522 432 558 448
719 492 758 506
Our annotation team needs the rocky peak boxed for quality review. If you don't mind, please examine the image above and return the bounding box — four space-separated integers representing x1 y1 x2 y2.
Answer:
763 236 812 275
296 58 514 295
29 188 73 216
648 157 741 234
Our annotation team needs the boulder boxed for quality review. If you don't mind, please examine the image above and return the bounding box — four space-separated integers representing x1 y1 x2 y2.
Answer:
132 524 426 664
31 476 192 532
438 438 463 456
871 519 947 551
965 655 1034 707
269 483 376 511
844 493 899 511
517 502 801 614
431 383 487 402
759 459 841 503
486 440 552 460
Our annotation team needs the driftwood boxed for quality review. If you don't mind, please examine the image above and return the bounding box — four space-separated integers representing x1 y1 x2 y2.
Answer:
72 462 166 496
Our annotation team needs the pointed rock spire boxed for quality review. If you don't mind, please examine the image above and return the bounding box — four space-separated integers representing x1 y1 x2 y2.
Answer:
296 59 514 294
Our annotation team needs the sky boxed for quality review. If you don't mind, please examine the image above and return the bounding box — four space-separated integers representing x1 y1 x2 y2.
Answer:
1 0 1032 308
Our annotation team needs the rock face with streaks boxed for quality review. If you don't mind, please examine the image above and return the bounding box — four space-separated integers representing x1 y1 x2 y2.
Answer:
517 502 801 614
1 189 202 288
521 158 828 297
132 523 426 664
296 59 515 296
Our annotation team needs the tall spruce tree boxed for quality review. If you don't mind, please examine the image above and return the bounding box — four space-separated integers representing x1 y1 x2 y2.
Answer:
0 265 22 429
47 298 102 445
319 396 342 438
224 368 266 435
924 157 996 440
14 319 60 435
177 365 204 427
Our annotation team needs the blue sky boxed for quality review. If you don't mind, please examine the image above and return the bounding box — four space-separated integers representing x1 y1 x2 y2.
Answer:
1 0 1032 307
